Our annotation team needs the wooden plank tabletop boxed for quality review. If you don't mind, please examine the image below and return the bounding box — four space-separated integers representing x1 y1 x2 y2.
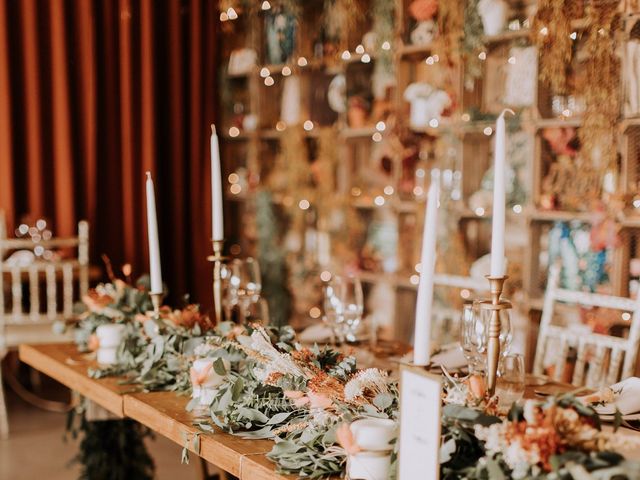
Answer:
18 343 293 479
18 343 128 417
123 392 286 479
21 343 640 478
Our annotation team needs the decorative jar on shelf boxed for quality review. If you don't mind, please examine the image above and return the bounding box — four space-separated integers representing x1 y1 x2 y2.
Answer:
478 0 508 36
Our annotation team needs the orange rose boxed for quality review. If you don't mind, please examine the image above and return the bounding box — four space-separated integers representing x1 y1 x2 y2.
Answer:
336 423 361 455
467 374 486 399
83 290 114 313
88 334 100 351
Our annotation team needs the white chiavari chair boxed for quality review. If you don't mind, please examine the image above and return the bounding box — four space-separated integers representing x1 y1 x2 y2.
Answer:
533 263 640 389
0 215 89 438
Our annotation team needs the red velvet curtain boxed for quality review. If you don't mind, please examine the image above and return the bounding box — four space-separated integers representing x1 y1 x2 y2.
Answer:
0 0 219 309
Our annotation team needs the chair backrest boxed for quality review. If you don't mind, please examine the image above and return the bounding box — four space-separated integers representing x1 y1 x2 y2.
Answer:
431 273 490 343
533 263 640 388
0 219 89 328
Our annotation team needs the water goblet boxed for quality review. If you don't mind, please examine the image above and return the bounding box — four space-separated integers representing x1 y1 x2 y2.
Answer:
496 353 525 413
230 257 262 324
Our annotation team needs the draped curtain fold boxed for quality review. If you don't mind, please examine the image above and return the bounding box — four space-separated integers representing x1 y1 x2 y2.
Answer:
0 0 218 308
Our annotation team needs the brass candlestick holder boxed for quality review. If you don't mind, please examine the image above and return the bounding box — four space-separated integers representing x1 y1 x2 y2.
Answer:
479 275 511 397
207 239 226 323
150 292 163 318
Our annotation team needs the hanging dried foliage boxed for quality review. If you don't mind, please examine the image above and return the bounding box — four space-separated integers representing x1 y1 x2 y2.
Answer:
322 0 366 48
578 1 621 171
433 0 465 67
531 0 573 93
463 0 486 87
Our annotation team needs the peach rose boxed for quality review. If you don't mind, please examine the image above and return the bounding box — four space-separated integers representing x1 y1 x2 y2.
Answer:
466 374 486 399
82 290 114 313
336 423 361 455
88 334 100 352
190 362 213 387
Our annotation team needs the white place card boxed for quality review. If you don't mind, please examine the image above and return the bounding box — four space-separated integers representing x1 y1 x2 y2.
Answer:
398 364 442 480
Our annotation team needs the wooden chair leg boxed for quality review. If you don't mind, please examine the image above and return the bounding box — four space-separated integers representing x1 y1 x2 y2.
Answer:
198 458 233 480
198 457 210 480
29 367 42 394
0 355 9 439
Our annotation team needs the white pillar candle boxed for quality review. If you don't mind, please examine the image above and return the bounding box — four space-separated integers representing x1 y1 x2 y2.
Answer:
350 418 397 452
96 324 126 348
489 109 513 277
96 324 125 365
210 125 224 241
347 452 391 480
413 173 439 366
145 172 162 294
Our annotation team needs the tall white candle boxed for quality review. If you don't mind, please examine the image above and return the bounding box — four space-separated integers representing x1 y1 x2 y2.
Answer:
489 109 513 277
210 125 224 241
145 172 162 294
414 173 439 366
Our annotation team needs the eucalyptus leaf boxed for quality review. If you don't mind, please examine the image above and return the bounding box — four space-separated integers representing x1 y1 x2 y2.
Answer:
373 392 394 410
213 357 227 376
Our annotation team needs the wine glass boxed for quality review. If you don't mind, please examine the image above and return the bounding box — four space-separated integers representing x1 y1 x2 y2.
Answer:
246 298 270 325
478 306 513 358
230 257 262 323
323 275 364 344
220 261 237 322
496 353 525 413
460 301 484 373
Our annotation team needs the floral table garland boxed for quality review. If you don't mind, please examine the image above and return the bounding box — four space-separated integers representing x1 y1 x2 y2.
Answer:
68 278 640 480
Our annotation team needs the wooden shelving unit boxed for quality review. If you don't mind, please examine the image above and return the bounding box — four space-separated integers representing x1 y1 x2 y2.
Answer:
217 1 640 343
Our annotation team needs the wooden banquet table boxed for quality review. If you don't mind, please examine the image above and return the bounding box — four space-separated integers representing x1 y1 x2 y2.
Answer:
18 343 292 480
17 343 640 479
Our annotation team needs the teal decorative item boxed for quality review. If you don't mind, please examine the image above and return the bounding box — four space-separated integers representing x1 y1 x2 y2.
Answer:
256 190 292 326
265 9 297 65
547 221 610 293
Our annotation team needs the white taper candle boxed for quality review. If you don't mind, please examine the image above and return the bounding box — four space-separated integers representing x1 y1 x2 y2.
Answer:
145 172 162 294
489 109 513 277
210 125 224 241
414 172 439 366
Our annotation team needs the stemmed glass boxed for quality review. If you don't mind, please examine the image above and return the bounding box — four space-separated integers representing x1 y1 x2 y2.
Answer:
229 257 262 324
460 301 483 373
459 301 512 373
478 306 512 358
323 275 364 344
496 353 525 412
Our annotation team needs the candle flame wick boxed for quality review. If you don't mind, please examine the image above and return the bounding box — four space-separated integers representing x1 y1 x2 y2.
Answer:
211 124 216 135
146 171 151 180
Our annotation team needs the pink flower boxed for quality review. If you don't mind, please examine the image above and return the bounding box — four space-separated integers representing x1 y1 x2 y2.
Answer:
336 423 361 455
283 390 305 399
190 362 213 387
88 334 100 352
293 397 311 407
308 392 332 409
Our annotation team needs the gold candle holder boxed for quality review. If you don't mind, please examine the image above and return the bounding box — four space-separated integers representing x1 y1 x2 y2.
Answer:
207 239 226 323
479 275 511 396
150 292 163 318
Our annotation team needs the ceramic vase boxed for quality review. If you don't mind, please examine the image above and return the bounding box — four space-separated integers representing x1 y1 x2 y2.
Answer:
478 0 508 36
